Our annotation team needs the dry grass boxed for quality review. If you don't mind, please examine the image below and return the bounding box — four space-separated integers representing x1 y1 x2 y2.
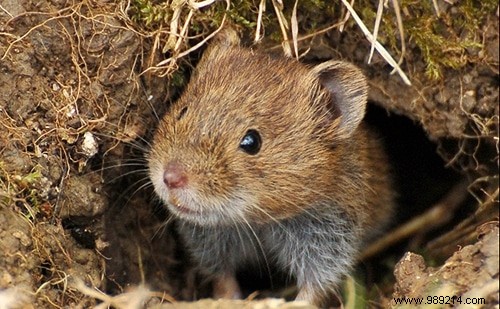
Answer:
74 279 176 309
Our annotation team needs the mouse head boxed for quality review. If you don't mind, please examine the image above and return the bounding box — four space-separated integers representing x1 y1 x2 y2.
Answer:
148 29 368 226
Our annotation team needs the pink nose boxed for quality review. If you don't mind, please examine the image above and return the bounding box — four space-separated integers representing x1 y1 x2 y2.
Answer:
163 162 188 189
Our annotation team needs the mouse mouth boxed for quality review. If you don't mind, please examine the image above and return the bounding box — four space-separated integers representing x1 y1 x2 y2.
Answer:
167 195 202 215
166 194 226 225
164 192 251 226
168 196 202 216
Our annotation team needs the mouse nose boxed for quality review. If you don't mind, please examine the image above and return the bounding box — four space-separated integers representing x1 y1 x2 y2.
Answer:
163 162 188 189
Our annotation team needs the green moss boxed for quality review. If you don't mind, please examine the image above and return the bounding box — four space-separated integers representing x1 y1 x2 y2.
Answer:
127 0 340 80
129 1 495 80
405 0 492 79
128 0 339 43
170 69 187 88
458 0 498 33
358 0 496 80
128 0 257 33
129 0 172 29
0 163 43 220
284 0 333 31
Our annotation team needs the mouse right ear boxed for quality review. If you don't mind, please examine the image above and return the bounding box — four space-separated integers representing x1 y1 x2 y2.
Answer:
311 61 368 139
198 26 241 64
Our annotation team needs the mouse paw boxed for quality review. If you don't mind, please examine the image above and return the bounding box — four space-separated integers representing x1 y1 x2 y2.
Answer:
212 273 242 299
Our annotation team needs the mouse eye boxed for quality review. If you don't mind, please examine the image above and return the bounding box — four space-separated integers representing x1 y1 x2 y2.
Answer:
177 106 188 120
239 129 261 155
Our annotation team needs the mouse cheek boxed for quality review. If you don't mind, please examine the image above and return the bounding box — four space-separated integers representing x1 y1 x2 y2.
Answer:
153 170 171 203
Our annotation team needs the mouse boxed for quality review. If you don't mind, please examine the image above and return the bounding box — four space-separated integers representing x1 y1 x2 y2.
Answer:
147 28 395 307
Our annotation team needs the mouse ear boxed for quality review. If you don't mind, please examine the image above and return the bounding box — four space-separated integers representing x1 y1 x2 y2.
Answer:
211 26 241 48
199 26 241 63
311 61 368 138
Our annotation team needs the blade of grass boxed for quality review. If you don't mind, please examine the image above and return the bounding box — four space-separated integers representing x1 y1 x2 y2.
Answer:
340 0 411 85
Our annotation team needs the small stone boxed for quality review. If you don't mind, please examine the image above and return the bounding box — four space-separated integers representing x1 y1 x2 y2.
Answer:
81 132 99 158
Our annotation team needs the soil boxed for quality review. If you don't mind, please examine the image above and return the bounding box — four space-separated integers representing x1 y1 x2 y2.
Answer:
0 1 498 308
391 223 499 308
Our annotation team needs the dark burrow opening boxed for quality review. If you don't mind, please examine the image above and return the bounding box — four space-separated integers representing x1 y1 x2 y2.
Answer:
364 103 465 226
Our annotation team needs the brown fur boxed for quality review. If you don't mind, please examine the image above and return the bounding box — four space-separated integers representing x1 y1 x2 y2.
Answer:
148 28 394 306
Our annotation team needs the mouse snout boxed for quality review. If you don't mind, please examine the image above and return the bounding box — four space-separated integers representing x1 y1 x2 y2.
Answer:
163 161 188 189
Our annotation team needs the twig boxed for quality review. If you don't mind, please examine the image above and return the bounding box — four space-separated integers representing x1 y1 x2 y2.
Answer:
368 0 384 64
271 0 292 57
291 0 299 59
255 0 266 42
360 179 469 260
148 0 230 76
390 0 406 71
1 8 75 60
431 0 440 16
267 21 344 51
0 4 13 18
426 187 498 252
189 0 217 9
339 0 355 32
74 278 176 309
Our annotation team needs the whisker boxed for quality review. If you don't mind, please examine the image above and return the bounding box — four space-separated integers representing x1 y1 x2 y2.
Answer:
238 214 273 285
127 178 154 198
84 162 148 175
90 120 155 148
108 177 153 211
103 168 150 184
97 131 151 149
152 214 175 240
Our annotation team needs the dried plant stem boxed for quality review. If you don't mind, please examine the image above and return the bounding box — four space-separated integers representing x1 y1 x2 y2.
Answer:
255 0 266 42
340 0 411 85
368 0 384 64
271 0 292 57
339 0 355 32
427 187 499 253
390 0 406 69
291 0 299 59
360 180 469 260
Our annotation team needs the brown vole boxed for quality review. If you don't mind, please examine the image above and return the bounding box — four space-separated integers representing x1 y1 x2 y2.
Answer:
148 29 394 306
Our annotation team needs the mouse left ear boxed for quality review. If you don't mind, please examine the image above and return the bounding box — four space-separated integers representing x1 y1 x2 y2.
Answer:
311 61 368 138
211 26 241 48
198 26 241 65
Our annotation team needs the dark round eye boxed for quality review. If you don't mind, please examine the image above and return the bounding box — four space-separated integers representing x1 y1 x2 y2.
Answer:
177 106 188 120
239 129 262 155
